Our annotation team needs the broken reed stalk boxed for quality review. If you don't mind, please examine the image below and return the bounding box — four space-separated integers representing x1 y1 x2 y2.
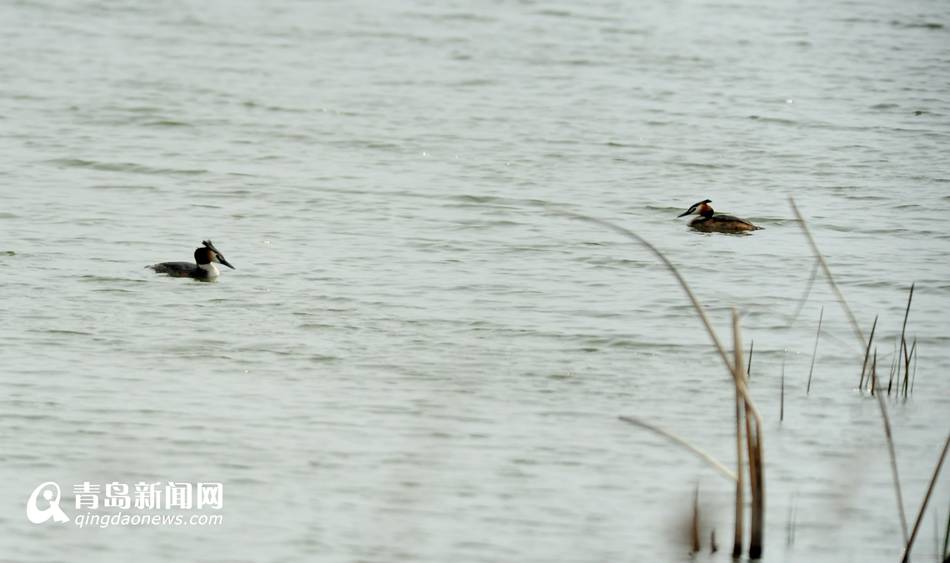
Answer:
617 416 737 482
558 211 767 558
900 434 950 563
859 315 878 390
871 374 909 545
806 306 823 395
899 283 915 397
789 197 865 348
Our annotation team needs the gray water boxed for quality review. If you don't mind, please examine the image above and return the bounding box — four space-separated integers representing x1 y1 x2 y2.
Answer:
1 0 949 561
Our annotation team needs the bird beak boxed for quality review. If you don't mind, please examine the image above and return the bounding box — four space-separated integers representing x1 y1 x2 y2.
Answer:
677 209 692 218
216 254 235 269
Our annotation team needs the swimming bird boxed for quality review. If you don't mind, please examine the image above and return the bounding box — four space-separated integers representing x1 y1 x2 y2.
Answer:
147 240 235 280
677 199 762 233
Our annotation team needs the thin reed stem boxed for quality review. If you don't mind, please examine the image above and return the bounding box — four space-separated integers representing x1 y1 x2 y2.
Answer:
871 349 877 397
806 306 823 395
904 339 917 398
788 197 865 347
557 211 733 378
910 342 919 394
692 484 701 553
901 434 950 563
859 316 878 390
780 355 785 422
561 211 766 441
557 211 767 558
618 416 737 482
747 339 754 381
942 498 949 562
888 337 899 396
899 283 915 397
786 257 820 326
872 374 909 545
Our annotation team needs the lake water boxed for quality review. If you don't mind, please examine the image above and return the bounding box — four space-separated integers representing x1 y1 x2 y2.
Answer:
1 0 948 561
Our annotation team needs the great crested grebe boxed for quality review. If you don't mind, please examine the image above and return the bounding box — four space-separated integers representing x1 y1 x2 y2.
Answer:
147 240 235 280
677 199 761 233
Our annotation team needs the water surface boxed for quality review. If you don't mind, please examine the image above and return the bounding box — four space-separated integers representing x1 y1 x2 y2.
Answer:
1 1 948 561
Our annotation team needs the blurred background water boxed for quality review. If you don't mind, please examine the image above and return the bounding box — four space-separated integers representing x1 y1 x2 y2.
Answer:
1 0 948 561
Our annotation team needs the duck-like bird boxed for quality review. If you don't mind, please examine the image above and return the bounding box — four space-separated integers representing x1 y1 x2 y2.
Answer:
677 199 761 233
147 240 235 280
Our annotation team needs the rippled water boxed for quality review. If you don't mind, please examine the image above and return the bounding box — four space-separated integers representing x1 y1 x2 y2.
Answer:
1 0 949 561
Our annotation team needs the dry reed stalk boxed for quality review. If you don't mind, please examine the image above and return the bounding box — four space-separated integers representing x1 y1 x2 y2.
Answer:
859 315 878 390
734 310 766 559
749 422 765 559
732 403 746 556
617 416 737 482
901 434 950 563
561 211 766 456
872 374 909 545
744 400 757 547
557 211 733 376
556 211 766 558
724 316 765 438
564 209 762 454
789 197 865 347
733 318 747 558
806 306 823 395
